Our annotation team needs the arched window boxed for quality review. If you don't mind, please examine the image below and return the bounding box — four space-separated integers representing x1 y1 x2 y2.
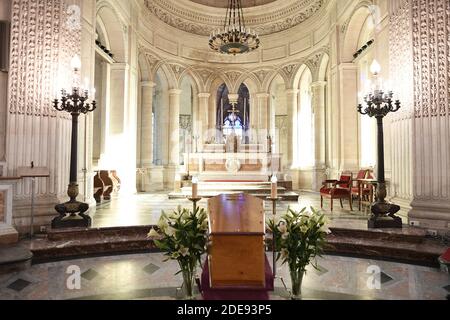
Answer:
216 83 250 138
298 69 314 168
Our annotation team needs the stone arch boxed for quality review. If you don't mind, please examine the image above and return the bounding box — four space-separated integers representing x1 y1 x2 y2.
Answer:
237 72 261 94
279 62 304 89
292 64 310 90
317 53 330 82
153 61 177 89
262 68 285 93
179 67 202 95
341 4 373 63
96 1 128 63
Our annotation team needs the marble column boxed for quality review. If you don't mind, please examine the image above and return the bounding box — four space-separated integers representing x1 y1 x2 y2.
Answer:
286 89 299 168
286 89 299 189
168 89 182 166
338 63 359 172
256 93 270 139
140 81 155 167
198 93 210 152
389 0 450 232
6 0 80 234
311 81 327 191
79 0 96 206
0 0 10 165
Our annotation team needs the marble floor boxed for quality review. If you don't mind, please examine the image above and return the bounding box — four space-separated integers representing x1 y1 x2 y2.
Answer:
90 191 409 228
0 253 448 300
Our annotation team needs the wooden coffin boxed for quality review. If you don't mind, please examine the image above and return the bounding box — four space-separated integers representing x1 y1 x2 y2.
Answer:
207 193 266 289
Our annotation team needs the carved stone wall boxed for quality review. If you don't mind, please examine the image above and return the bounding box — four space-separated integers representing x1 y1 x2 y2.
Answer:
388 0 414 204
6 0 82 232
390 0 450 230
0 191 4 222
144 0 325 37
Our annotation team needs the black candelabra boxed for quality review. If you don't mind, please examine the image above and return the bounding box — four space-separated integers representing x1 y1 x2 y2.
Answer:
52 56 96 229
357 62 402 228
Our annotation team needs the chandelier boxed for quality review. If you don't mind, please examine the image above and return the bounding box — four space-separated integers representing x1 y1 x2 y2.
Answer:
209 0 260 55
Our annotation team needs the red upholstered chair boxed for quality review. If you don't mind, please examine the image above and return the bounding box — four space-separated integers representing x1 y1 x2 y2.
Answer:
320 172 353 211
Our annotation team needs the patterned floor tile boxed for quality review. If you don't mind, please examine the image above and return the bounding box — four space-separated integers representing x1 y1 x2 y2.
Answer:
81 269 99 281
143 263 160 275
7 279 31 292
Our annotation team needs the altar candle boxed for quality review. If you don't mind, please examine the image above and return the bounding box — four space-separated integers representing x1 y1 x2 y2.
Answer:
192 176 199 199
244 98 246 126
221 98 224 125
271 175 278 199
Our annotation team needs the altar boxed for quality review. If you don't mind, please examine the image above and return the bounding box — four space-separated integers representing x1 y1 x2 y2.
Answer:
183 143 282 182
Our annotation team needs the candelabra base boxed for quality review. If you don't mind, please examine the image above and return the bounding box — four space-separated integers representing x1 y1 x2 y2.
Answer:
368 201 402 229
51 183 91 229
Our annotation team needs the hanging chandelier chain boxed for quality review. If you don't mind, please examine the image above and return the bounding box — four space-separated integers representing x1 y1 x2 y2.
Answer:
209 0 260 55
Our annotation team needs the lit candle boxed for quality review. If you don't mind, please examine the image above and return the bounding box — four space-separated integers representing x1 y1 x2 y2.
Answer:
370 59 381 91
271 175 278 199
192 176 199 199
174 173 182 192
70 55 81 71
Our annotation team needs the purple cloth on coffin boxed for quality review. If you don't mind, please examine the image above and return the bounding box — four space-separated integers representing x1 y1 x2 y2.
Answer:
200 256 274 300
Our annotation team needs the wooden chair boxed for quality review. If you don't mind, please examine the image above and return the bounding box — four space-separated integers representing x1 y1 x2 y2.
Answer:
320 172 353 211
351 169 375 210
351 169 369 210
100 171 114 200
93 171 104 203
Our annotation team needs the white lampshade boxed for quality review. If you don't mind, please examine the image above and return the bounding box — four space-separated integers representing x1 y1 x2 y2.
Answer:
370 59 381 75
192 176 199 184
271 175 278 183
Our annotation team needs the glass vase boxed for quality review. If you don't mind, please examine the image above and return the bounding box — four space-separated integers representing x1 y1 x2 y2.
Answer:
181 267 197 300
290 269 304 300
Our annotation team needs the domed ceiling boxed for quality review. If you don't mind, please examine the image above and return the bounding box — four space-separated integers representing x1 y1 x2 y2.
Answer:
144 0 326 36
189 0 277 8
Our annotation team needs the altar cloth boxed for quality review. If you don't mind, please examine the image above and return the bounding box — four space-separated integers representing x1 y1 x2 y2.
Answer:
200 256 274 300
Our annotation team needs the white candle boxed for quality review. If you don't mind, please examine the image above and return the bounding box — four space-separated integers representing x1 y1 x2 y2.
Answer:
244 98 246 126
271 175 278 199
192 176 198 199
174 173 182 192
221 98 224 126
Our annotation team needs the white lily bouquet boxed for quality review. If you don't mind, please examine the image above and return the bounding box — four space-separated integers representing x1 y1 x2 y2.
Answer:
148 206 209 299
267 207 331 299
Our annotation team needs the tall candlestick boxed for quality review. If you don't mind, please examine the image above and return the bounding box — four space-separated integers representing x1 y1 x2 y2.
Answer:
244 98 247 127
192 176 199 198
271 175 278 199
221 98 224 127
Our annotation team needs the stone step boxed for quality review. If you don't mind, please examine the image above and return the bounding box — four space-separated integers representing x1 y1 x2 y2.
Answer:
169 191 300 201
0 244 33 274
0 223 19 245
25 224 446 267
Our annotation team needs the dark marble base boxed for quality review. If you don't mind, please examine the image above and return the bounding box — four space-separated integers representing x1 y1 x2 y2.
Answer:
0 245 33 274
23 223 447 267
368 216 403 229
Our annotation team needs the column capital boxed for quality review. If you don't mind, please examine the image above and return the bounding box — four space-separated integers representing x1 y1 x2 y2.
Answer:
338 63 358 71
198 93 211 98
285 88 300 95
256 93 270 99
228 93 239 103
141 81 156 88
310 81 327 88
168 89 182 96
